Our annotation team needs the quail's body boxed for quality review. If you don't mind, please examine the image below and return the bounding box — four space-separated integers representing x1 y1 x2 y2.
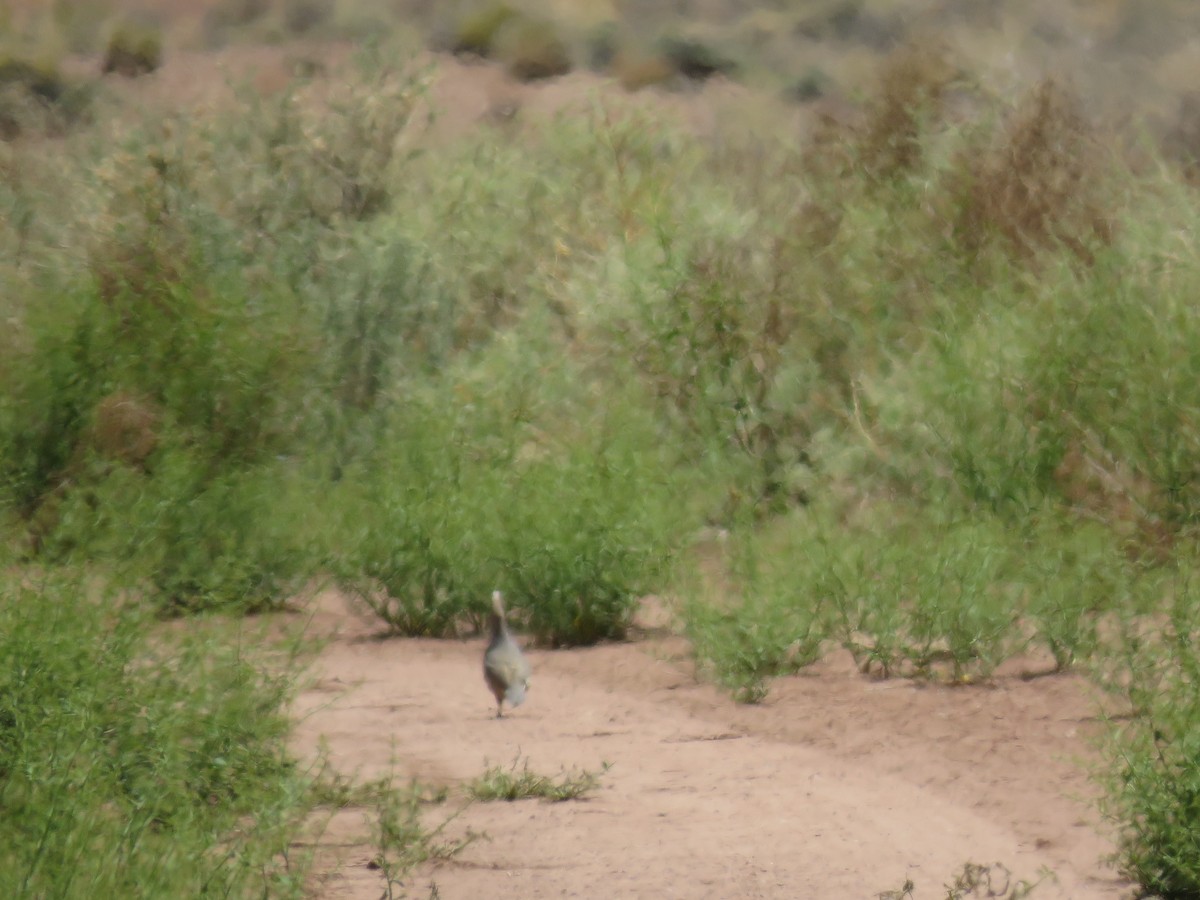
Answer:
483 591 531 718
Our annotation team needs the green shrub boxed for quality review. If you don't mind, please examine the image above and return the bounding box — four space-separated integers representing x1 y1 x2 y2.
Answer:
496 430 678 646
1098 576 1200 896
0 570 315 896
450 2 519 57
585 20 619 71
683 527 828 702
496 17 572 82
827 512 1022 682
656 34 738 81
103 19 162 77
281 0 331 35
0 56 93 139
330 404 498 637
333 381 680 646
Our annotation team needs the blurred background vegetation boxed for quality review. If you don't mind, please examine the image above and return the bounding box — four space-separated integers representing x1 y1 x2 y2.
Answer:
4 0 1200 894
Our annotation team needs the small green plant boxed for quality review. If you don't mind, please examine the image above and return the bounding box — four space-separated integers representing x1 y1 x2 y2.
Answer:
370 774 478 900
467 756 609 802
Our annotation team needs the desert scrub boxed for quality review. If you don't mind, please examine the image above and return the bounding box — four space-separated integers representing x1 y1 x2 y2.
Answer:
683 516 831 702
0 569 317 897
495 426 679 646
0 56 93 139
102 18 162 77
331 367 682 646
1097 574 1200 897
329 397 499 637
447 2 519 57
495 16 572 82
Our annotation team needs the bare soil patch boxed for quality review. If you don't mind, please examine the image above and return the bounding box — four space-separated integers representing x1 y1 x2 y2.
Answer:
292 593 1129 899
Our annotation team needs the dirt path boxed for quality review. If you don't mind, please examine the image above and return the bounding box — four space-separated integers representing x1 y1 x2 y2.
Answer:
291 594 1130 899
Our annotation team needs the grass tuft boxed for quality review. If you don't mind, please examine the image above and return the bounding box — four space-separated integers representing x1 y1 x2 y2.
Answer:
467 757 608 802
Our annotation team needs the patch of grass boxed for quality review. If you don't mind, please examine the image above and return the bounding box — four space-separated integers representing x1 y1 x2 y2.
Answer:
332 383 682 645
467 757 608 802
683 523 828 703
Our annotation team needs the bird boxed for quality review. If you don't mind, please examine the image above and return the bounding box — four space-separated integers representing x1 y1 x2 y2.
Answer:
483 590 531 719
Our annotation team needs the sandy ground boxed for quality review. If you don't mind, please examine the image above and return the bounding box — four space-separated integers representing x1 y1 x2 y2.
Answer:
291 593 1131 900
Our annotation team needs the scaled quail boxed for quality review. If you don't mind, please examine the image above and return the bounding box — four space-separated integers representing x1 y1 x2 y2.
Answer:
483 591 531 719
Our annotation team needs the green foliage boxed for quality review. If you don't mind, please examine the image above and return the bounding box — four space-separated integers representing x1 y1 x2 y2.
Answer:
450 2 519 57
467 756 608 802
0 570 315 897
1098 573 1200 896
369 775 477 900
333 387 680 645
497 429 678 646
656 34 738 81
330 400 498 637
496 16 572 82
683 526 828 702
0 56 93 139
103 19 163 77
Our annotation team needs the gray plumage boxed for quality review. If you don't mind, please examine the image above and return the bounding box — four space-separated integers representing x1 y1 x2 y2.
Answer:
483 591 531 718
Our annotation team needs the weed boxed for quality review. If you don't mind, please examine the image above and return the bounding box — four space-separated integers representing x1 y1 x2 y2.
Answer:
370 774 478 900
467 756 609 802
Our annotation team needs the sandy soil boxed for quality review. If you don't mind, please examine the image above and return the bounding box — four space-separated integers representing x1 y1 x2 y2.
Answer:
291 592 1131 900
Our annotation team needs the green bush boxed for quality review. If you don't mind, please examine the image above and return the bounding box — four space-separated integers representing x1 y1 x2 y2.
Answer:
1098 576 1200 896
333 382 680 645
0 56 93 139
0 570 315 896
103 19 163 77
496 17 572 82
656 34 738 81
330 402 498 637
496 431 678 646
683 526 828 702
450 2 519 57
